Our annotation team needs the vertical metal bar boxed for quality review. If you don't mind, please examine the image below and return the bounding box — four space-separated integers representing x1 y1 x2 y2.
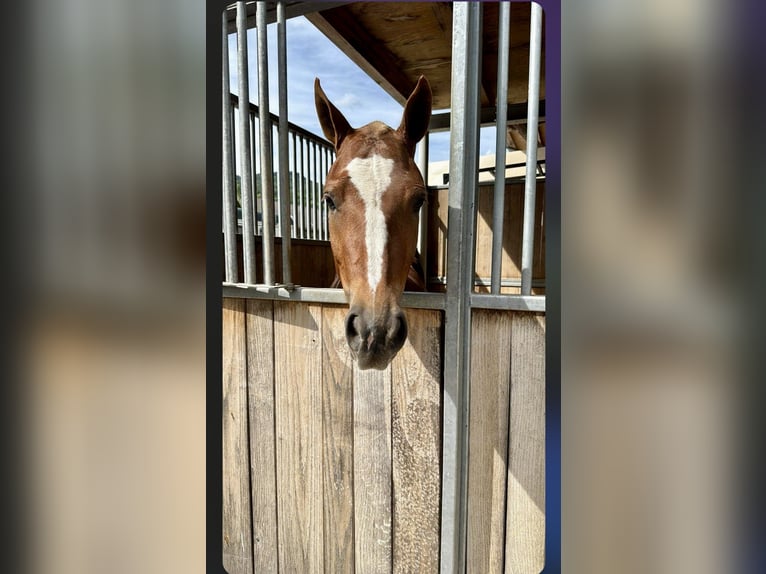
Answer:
276 1 292 286
256 0 275 285
490 0 511 294
236 1 256 284
319 146 326 240
222 10 239 282
440 2 482 573
294 135 300 238
417 134 430 285
520 2 543 295
297 138 303 238
301 138 311 239
299 137 306 239
274 123 281 237
313 142 319 239
309 142 315 239
251 112 260 231
289 132 296 239
323 147 330 240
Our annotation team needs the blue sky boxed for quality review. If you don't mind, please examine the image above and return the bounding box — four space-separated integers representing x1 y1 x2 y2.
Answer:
227 16 497 163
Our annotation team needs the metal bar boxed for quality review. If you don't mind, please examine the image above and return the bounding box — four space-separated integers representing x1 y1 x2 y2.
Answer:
491 0 511 294
276 3 292 284
302 138 308 239
236 1 257 283
251 112 260 230
230 94 336 147
430 275 546 289
309 142 315 239
222 12 239 283
314 143 320 239
222 284 447 310
520 2 543 295
320 148 325 240
440 2 482 573
256 0 275 285
289 132 297 238
417 134 429 282
471 293 546 312
295 136 303 238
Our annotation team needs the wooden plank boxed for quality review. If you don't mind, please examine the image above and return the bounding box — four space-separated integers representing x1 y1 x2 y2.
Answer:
505 313 545 574
245 300 278 572
321 306 355 574
391 309 443 573
353 362 393 574
467 310 513 573
274 302 324 573
222 298 253 574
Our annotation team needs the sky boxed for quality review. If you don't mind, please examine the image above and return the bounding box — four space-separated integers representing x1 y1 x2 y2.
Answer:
227 16 498 164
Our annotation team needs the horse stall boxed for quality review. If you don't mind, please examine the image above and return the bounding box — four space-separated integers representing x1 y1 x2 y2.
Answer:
221 2 547 573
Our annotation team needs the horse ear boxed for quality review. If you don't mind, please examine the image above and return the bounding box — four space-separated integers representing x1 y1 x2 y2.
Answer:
398 75 432 156
314 78 353 151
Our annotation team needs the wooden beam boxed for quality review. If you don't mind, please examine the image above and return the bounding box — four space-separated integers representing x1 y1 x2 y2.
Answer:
224 1 351 34
479 4 495 107
428 100 546 132
306 7 412 106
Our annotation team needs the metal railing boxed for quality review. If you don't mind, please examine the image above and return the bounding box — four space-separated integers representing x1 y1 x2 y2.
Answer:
226 94 335 244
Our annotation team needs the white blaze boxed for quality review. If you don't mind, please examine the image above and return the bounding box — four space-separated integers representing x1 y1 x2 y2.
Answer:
346 154 394 293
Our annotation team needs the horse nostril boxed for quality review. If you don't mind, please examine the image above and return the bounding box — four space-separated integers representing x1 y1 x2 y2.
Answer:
345 310 366 352
388 311 408 351
345 312 359 338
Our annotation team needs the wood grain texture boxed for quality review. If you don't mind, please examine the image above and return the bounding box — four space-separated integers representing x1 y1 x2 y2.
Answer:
505 313 546 574
467 310 513 574
274 302 324 574
391 309 443 574
245 300 278 573
321 306 355 574
222 298 253 574
353 363 392 574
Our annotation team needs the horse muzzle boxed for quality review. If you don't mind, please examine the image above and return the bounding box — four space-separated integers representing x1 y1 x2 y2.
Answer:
344 305 408 370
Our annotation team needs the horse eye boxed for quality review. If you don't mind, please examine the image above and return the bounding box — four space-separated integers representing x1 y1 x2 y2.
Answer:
413 194 426 212
323 194 337 212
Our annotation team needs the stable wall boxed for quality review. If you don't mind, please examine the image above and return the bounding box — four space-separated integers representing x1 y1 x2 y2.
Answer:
222 298 545 573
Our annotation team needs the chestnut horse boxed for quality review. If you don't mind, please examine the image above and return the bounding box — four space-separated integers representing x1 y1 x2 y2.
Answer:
315 75 432 370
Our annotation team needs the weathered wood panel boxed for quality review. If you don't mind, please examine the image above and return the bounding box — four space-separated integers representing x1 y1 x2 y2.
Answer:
467 310 513 574
222 298 253 574
392 309 443 574
223 302 545 574
245 300 278 573
505 313 546 574
274 302 324 573
353 364 393 574
321 306 355 574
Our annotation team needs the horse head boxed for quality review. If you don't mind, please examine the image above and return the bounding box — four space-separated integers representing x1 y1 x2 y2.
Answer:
315 75 432 370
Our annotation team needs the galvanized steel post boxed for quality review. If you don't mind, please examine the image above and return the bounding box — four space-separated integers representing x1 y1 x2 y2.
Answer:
256 0 276 285
236 1 257 284
417 134 429 285
440 2 482 572
222 10 239 283
276 1 292 285
491 0 511 294
520 2 543 295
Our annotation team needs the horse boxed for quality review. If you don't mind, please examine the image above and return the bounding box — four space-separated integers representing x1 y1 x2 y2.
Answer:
314 75 432 370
